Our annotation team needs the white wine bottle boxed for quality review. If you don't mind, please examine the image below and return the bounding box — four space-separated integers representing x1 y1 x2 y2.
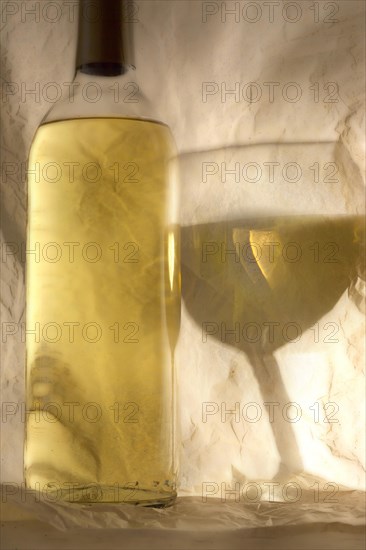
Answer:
25 0 180 506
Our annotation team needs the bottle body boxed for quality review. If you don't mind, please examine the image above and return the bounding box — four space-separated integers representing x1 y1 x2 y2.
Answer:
25 115 180 504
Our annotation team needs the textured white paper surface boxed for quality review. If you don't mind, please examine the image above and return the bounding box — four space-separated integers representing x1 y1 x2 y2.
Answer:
1 0 365 541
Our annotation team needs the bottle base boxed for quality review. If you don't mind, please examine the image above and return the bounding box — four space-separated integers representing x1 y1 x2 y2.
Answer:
26 482 177 507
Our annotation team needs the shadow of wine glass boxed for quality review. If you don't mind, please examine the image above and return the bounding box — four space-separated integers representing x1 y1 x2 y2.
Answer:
181 215 363 479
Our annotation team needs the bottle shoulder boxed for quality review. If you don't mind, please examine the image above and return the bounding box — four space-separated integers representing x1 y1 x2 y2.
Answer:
41 70 166 127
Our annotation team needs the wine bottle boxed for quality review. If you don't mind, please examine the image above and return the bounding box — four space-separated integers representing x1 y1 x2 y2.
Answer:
25 0 180 506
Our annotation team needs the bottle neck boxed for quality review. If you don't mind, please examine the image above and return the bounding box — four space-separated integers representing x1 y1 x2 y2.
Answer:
41 0 161 124
76 0 127 77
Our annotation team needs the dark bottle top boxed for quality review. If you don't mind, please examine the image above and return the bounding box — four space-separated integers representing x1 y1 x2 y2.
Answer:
76 0 127 76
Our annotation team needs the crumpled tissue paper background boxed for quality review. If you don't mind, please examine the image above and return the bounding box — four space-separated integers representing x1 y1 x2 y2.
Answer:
1 0 365 547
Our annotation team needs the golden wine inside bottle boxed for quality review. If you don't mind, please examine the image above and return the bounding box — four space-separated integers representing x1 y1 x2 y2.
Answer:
25 117 180 504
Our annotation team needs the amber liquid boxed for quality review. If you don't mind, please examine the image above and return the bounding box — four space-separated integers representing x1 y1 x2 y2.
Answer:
25 118 180 504
181 216 364 352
